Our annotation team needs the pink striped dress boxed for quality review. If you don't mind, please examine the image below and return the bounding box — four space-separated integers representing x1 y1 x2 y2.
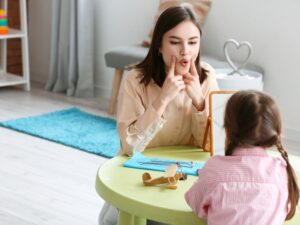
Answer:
185 147 289 225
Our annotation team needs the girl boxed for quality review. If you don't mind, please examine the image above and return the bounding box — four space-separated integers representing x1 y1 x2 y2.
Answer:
117 5 219 156
185 90 299 225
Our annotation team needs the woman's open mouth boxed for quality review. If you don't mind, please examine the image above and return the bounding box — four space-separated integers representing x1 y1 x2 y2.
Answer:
179 59 189 67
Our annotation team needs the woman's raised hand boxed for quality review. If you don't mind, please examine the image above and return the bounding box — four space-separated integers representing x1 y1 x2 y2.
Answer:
152 56 185 116
183 58 205 111
160 56 185 105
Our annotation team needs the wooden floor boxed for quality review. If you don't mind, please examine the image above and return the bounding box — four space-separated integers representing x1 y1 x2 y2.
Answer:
1 84 299 225
0 84 113 225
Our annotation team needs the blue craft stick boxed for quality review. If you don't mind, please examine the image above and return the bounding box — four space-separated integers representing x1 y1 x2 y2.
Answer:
124 152 205 176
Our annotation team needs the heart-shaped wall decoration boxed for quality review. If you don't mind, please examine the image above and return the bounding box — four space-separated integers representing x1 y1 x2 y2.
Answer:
223 39 252 76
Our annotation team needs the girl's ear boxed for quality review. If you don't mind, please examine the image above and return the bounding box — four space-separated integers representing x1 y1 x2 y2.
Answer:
225 128 230 148
225 128 230 137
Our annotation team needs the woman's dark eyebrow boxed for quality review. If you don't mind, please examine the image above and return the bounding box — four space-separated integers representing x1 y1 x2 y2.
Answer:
168 36 199 40
168 36 180 40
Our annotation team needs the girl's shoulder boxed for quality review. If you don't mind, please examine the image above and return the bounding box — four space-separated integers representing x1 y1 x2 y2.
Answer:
204 155 226 168
201 153 288 178
198 156 226 176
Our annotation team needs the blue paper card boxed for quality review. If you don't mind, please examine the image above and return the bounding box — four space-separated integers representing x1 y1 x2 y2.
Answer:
123 152 205 176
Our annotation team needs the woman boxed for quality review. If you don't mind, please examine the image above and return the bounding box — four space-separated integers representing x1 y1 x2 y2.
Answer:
117 5 219 156
99 5 219 225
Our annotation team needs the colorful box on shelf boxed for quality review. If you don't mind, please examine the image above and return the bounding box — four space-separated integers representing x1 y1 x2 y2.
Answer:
0 26 8 34
0 9 8 35
0 9 6 16
0 19 7 26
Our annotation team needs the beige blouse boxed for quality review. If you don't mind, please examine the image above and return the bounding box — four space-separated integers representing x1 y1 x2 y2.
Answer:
117 62 219 156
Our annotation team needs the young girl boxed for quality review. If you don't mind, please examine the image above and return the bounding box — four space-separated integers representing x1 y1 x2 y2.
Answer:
185 90 299 225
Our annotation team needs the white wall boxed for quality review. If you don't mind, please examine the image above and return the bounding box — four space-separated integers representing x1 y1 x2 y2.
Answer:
28 0 300 145
94 0 159 98
201 0 300 144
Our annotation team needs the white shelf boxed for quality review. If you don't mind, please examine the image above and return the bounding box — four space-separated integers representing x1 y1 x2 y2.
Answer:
0 28 26 39
0 0 30 91
0 73 27 87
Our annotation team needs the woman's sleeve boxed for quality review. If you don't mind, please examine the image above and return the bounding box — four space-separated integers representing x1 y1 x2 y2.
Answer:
191 63 219 147
184 166 213 219
117 71 166 156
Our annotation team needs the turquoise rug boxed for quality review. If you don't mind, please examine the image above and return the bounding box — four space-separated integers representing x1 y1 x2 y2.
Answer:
0 108 120 158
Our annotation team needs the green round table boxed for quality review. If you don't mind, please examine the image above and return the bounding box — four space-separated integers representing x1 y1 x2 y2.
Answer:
95 146 300 225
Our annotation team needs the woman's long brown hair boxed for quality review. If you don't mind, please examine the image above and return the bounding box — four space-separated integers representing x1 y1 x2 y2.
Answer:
135 6 208 87
224 90 299 220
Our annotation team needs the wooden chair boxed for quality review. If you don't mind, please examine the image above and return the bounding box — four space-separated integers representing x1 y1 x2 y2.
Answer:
104 45 148 114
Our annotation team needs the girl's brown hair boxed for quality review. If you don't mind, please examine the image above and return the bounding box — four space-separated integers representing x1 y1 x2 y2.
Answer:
224 90 299 220
135 6 208 87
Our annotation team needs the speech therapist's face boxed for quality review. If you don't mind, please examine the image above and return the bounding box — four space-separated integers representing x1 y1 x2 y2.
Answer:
160 20 200 75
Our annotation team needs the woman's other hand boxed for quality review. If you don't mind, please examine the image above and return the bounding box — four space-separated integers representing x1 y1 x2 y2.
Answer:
183 58 205 111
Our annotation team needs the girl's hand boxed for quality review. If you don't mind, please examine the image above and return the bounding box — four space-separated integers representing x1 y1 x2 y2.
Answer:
183 58 205 111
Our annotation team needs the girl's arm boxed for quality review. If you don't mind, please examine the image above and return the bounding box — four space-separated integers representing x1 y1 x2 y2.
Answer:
185 166 213 219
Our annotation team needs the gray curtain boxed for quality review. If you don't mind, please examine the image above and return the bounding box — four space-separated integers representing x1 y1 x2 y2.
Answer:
46 0 95 97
